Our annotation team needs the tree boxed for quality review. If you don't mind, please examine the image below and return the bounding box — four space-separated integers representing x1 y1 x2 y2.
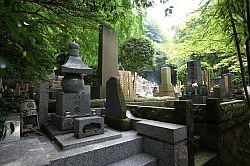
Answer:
119 37 155 74
143 18 166 44
0 0 149 80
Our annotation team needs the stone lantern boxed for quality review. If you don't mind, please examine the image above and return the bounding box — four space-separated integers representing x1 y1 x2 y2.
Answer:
54 42 93 130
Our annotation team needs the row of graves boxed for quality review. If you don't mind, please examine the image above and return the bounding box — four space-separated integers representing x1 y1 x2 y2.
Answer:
0 30 249 165
152 60 236 104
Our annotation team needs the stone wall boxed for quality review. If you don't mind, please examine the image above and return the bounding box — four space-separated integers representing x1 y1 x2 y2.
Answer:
194 98 249 165
128 98 249 165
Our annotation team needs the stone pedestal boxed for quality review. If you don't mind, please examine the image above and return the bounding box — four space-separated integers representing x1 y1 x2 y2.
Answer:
74 116 104 138
55 86 91 130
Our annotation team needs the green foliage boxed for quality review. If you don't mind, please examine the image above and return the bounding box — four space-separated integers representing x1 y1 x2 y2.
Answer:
141 52 168 84
119 37 156 73
0 0 149 80
164 0 248 83
143 18 166 44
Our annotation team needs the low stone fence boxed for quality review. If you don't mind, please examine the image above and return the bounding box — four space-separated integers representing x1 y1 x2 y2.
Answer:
194 98 249 165
128 98 249 165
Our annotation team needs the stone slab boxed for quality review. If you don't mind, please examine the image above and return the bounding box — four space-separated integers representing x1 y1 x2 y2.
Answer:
55 128 122 150
108 153 157 166
74 116 104 138
49 131 142 166
143 137 188 166
136 120 187 144
0 138 50 166
42 123 74 139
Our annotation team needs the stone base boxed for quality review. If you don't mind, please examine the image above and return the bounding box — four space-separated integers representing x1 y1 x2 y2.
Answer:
104 116 131 131
74 116 104 138
155 91 175 97
159 84 174 92
55 128 122 150
42 123 74 139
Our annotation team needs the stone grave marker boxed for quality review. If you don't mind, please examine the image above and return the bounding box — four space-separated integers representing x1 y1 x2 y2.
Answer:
38 82 49 127
105 77 131 131
187 60 202 85
155 67 174 97
94 26 118 99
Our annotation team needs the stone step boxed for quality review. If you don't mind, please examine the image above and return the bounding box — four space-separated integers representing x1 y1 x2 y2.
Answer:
107 153 157 166
195 149 218 166
49 131 143 166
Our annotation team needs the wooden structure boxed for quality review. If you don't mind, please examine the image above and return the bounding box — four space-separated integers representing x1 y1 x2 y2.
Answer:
118 71 136 100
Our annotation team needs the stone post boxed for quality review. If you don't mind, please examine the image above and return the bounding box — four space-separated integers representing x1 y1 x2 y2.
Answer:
97 26 118 99
38 82 49 126
174 100 194 166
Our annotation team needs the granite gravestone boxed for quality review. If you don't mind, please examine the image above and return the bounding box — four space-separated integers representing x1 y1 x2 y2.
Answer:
94 26 118 99
38 82 49 127
181 60 208 104
105 77 131 131
187 60 202 85
155 67 174 97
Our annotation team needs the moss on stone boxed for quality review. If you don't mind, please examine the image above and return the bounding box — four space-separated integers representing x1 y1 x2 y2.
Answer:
104 116 131 131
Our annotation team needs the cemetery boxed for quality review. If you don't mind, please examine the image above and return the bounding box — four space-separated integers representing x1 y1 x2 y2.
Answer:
1 0 250 166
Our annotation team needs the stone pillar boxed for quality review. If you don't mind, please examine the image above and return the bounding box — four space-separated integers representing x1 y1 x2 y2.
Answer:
174 100 194 166
161 67 171 85
38 82 49 126
97 26 118 99
136 120 188 166
155 67 174 97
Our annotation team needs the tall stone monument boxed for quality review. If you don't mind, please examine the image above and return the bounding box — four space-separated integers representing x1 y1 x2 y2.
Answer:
181 60 208 104
187 60 202 85
54 42 93 130
93 26 118 99
155 67 175 97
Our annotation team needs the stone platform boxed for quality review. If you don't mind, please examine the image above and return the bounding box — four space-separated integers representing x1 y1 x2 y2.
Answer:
55 128 122 150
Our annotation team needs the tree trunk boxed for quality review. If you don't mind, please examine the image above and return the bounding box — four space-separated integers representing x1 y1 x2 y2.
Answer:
227 0 250 106
246 0 250 84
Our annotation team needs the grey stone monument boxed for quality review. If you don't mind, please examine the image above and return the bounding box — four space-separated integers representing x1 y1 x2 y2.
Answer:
94 26 118 99
187 60 202 85
54 42 93 130
38 82 49 127
105 77 131 131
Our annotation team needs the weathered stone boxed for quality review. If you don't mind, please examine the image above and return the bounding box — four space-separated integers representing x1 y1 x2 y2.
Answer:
106 77 127 119
97 26 118 98
159 84 174 92
104 116 131 131
174 100 194 166
74 116 104 138
56 88 90 117
38 82 49 126
187 60 202 85
143 137 188 166
161 67 172 85
136 120 187 144
56 129 121 150
204 98 221 124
